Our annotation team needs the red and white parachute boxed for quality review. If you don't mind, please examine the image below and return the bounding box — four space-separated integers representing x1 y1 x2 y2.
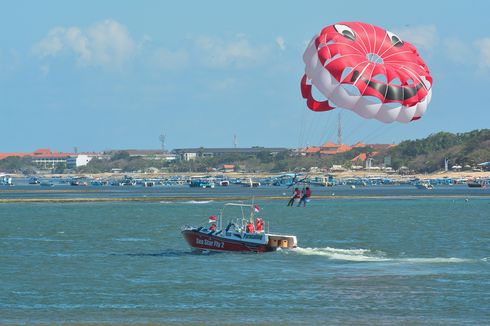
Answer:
301 22 433 123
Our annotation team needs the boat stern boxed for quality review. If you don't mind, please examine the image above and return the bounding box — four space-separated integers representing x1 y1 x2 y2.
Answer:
266 234 298 250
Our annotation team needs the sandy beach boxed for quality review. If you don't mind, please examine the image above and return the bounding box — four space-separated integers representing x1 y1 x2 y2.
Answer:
14 170 489 182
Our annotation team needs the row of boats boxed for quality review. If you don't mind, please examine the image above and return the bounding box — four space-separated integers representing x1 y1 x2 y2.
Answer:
413 178 488 189
1 174 488 188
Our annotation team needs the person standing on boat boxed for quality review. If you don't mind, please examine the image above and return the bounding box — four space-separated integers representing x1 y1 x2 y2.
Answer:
246 221 255 233
209 224 216 231
255 218 264 232
287 187 301 206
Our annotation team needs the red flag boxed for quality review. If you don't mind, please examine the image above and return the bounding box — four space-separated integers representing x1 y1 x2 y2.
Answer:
208 215 217 223
254 205 261 213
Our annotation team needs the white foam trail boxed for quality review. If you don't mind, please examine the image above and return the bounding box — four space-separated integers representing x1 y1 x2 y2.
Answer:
293 247 475 263
113 238 152 242
293 247 388 262
1 237 73 242
397 257 472 263
183 200 213 204
160 200 213 204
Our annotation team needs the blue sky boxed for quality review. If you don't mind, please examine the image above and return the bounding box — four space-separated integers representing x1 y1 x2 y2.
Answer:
1 1 489 152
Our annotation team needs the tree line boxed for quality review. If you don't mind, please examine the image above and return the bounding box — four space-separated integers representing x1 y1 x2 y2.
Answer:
1 129 489 174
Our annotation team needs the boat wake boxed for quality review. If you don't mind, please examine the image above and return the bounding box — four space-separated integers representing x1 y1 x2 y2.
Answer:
293 247 388 262
182 200 214 204
291 247 475 263
112 237 153 242
159 200 213 204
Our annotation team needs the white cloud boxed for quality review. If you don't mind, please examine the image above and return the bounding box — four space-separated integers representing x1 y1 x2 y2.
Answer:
34 27 65 57
33 19 136 69
441 36 490 70
276 36 286 50
150 47 189 70
475 38 490 69
443 37 473 65
194 35 269 68
393 25 438 54
33 22 276 73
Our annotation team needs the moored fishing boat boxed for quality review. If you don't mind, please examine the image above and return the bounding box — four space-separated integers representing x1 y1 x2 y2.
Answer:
181 203 297 253
467 179 487 188
415 182 433 189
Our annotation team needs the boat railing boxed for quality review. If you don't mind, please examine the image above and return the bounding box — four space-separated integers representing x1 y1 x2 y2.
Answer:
181 225 196 231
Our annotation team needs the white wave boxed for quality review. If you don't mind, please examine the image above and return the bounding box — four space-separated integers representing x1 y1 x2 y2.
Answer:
159 201 173 204
397 257 472 263
112 238 152 242
182 200 213 204
293 247 388 262
0 237 73 242
293 247 474 263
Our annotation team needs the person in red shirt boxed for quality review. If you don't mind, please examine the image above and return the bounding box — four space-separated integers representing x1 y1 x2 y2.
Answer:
287 187 301 206
255 218 264 232
246 222 255 233
209 223 216 231
298 187 312 207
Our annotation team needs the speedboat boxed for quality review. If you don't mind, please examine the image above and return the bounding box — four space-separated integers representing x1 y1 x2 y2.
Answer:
40 181 54 187
467 180 487 188
181 203 297 253
415 182 433 189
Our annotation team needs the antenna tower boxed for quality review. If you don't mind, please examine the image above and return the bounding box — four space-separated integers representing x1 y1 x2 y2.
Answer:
233 134 238 148
159 133 166 152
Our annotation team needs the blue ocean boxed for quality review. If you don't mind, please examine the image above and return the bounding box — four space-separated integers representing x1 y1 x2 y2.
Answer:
1 184 489 324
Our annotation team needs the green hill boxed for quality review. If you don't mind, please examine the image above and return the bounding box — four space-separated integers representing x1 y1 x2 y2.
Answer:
386 129 490 172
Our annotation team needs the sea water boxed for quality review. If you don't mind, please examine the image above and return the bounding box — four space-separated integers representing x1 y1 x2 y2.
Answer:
0 185 489 324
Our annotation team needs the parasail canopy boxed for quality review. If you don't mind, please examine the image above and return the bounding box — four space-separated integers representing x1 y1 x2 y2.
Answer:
301 22 433 123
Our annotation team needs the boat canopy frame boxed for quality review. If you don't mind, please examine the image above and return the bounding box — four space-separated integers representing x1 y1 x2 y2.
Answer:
219 203 258 231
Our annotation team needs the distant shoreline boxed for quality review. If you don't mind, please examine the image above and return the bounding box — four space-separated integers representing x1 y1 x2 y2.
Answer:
7 170 489 181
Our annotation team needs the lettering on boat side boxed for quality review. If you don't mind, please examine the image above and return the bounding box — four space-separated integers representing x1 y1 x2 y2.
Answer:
196 238 224 248
243 234 263 240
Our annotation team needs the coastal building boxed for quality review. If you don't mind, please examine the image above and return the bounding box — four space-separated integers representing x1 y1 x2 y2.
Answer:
66 155 93 169
220 164 235 173
320 142 353 155
351 153 368 163
173 147 289 161
0 149 99 170
301 142 396 158
477 162 490 171
103 150 177 161
0 148 73 170
30 149 72 169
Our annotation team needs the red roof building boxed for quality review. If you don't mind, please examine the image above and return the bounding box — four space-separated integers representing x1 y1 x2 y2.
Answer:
301 141 394 157
0 149 92 169
351 153 368 162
